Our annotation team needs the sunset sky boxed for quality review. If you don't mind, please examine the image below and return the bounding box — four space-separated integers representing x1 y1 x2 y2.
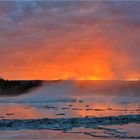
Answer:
0 1 140 80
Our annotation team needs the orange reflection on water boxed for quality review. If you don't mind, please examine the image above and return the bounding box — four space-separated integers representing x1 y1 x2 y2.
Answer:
74 102 139 118
0 104 41 119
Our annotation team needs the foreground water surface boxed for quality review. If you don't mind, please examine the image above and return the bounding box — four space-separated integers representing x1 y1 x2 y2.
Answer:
0 80 140 139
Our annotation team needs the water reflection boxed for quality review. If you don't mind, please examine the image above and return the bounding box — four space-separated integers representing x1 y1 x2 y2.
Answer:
0 80 140 119
0 104 41 119
0 100 139 119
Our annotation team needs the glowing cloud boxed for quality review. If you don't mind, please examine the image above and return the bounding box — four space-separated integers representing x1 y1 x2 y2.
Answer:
0 1 140 80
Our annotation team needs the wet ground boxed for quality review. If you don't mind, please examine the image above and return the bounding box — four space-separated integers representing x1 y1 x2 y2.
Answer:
0 123 139 139
0 80 140 139
0 99 140 119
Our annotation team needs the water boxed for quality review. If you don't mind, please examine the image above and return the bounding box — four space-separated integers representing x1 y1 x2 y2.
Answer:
0 80 140 139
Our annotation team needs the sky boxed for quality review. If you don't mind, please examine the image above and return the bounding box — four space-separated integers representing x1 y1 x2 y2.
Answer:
0 1 140 80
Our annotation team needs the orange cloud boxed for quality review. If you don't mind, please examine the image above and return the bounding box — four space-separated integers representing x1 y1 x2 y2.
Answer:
0 1 140 80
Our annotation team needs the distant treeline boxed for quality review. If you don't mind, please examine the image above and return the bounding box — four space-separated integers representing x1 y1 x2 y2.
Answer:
0 78 42 96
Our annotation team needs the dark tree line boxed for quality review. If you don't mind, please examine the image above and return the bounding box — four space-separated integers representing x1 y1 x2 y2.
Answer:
0 78 42 96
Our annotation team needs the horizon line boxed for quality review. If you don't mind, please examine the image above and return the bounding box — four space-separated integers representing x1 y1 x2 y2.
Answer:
8 79 140 82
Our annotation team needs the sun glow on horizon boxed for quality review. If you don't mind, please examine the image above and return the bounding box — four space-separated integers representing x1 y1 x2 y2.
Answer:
77 76 100 81
89 76 99 80
0 1 140 80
